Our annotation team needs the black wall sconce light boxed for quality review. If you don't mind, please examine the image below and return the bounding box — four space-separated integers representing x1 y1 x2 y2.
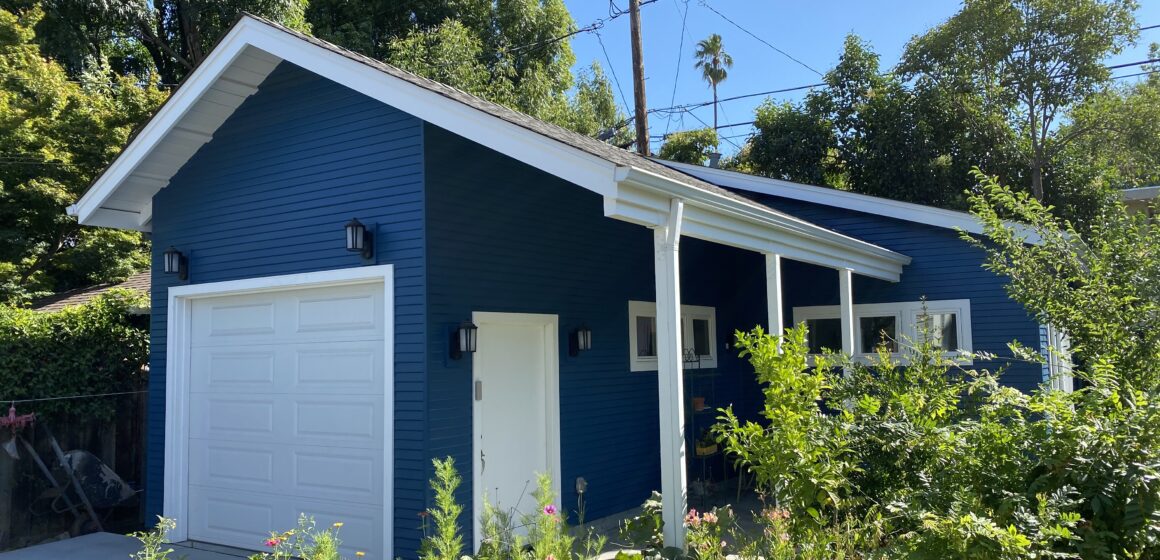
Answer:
450 321 478 360
162 246 188 281
344 218 374 259
569 325 593 357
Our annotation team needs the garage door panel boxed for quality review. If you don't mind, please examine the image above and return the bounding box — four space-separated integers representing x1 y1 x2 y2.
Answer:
186 280 388 558
189 487 293 551
292 448 382 504
190 443 278 491
190 487 383 558
293 396 384 447
190 441 382 505
191 341 382 394
290 496 383 559
296 292 379 333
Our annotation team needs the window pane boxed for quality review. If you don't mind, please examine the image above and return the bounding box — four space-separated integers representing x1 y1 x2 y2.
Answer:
859 315 897 353
636 315 657 357
692 318 711 356
806 318 842 353
920 313 958 351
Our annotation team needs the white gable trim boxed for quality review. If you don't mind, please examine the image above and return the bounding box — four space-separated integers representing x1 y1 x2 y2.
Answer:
68 16 911 281
663 160 1015 237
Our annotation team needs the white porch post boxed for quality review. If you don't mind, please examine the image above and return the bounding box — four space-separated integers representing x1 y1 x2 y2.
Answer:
765 253 784 341
654 199 688 550
838 268 855 358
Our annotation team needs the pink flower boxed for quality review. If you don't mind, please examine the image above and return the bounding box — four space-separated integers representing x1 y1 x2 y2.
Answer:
545 555 557 560
703 512 718 524
543 504 557 516
264 537 281 547
684 509 700 527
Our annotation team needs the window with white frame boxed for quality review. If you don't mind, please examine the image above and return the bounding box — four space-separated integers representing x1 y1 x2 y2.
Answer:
792 299 972 361
1044 324 1074 393
628 301 718 372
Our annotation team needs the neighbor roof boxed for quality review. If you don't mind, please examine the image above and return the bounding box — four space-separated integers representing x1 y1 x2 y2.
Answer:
68 14 911 281
31 271 150 313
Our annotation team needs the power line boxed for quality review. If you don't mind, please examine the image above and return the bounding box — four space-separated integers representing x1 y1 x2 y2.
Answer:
595 30 632 115
1106 57 1160 71
697 0 823 77
663 0 691 137
1112 68 1160 80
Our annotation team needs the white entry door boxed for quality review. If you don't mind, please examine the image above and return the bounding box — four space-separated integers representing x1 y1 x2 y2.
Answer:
185 282 387 558
471 312 561 548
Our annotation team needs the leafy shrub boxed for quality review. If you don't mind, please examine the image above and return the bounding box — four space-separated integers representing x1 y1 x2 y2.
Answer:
130 517 178 560
0 289 148 420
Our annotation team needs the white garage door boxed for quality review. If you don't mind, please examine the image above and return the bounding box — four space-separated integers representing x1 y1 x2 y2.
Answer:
186 282 387 558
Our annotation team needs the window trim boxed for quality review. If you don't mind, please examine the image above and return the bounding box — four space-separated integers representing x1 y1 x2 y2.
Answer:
792 299 973 363
628 300 718 372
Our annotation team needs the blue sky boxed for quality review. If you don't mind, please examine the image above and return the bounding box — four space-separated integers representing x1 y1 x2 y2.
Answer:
562 1 1160 154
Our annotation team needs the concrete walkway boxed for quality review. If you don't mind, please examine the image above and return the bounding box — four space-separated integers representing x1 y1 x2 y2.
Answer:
0 533 250 560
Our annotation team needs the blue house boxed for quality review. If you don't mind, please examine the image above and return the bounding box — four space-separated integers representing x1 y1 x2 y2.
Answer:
69 15 1059 559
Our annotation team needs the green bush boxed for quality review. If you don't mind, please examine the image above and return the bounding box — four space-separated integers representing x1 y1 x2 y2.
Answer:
0 288 148 420
712 173 1160 558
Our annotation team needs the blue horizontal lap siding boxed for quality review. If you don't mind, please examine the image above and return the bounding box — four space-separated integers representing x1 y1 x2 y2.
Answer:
423 125 766 532
750 196 1044 393
147 63 427 557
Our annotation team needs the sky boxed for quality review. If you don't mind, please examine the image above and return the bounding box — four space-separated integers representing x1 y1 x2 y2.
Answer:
561 0 1160 155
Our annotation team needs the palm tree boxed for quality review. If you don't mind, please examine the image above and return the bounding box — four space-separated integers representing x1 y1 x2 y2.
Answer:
693 33 734 130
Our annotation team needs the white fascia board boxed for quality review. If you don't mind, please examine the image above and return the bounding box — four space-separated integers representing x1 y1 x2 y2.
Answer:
70 24 259 227
239 23 620 198
71 17 620 230
610 167 909 282
662 160 1040 242
1122 185 1160 201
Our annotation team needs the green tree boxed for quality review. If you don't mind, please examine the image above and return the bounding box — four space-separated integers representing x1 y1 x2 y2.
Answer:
693 33 733 130
0 8 167 301
383 1 626 137
657 127 719 165
1045 46 1160 225
2 0 310 84
900 0 1140 201
740 35 1022 208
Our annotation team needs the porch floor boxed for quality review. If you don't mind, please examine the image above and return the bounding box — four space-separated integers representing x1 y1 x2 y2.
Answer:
0 532 250 560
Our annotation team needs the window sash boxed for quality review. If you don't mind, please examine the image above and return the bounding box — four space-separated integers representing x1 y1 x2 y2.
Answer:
792 299 972 363
628 301 717 371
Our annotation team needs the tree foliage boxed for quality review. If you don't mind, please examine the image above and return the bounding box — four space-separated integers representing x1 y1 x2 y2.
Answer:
2 0 310 84
693 33 733 130
899 0 1139 200
739 35 1022 209
657 128 719 166
381 1 625 136
0 8 166 302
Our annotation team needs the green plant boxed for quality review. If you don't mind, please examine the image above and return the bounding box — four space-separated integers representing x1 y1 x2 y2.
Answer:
419 457 464 560
130 517 179 560
618 491 665 555
0 289 148 421
684 506 732 560
248 515 359 560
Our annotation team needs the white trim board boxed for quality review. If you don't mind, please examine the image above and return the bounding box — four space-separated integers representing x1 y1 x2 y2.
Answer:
163 265 395 558
67 15 910 282
661 160 1039 242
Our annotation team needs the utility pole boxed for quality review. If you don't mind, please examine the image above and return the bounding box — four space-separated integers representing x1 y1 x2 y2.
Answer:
629 0 650 156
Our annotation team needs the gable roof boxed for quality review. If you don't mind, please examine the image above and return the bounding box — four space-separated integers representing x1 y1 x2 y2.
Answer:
31 271 150 313
68 14 911 281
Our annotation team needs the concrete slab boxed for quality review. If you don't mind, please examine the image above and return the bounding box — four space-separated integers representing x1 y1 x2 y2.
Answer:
0 533 248 560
